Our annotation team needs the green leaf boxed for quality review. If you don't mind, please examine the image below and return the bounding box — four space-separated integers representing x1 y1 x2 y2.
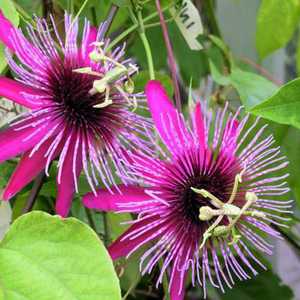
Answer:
0 0 19 73
256 0 300 59
0 211 121 300
296 37 300 76
134 71 174 98
207 46 231 86
230 68 277 109
220 270 293 300
110 0 129 7
251 78 300 128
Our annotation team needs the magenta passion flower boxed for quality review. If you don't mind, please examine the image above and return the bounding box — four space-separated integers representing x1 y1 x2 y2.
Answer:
0 11 149 217
83 81 292 299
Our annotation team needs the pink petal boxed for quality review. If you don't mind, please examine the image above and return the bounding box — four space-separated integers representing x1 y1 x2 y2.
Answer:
55 137 82 217
83 185 150 212
193 102 206 149
2 137 62 201
0 119 55 164
146 80 193 154
0 77 47 109
108 216 160 260
0 10 16 51
170 265 187 300
0 10 47 69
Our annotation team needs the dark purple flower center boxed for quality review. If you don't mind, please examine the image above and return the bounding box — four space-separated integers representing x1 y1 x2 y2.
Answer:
181 173 230 225
46 58 117 129
164 151 240 227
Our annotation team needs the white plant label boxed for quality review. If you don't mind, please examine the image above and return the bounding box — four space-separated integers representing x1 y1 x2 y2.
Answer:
170 0 204 50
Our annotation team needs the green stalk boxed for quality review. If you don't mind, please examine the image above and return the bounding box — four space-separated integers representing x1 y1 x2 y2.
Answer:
136 9 155 80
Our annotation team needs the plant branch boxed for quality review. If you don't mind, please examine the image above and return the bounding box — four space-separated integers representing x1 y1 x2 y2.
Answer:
155 0 181 112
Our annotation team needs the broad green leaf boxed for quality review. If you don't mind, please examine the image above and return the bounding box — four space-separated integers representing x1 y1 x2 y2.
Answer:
0 211 121 300
256 0 300 59
230 68 277 108
273 124 300 206
0 0 19 73
251 78 300 128
220 270 293 300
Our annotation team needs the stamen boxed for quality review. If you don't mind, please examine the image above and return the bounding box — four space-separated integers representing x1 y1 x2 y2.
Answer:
195 169 264 250
191 187 224 208
228 172 243 204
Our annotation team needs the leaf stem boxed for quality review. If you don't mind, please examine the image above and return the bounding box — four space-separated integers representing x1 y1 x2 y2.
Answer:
136 9 155 80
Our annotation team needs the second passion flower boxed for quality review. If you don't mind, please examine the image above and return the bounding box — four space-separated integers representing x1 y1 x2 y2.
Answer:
83 80 292 299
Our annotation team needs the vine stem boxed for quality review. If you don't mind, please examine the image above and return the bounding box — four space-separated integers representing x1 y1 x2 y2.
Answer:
155 0 181 112
103 212 111 246
85 207 97 232
136 9 155 80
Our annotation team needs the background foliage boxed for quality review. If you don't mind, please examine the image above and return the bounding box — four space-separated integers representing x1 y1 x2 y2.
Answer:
0 0 300 299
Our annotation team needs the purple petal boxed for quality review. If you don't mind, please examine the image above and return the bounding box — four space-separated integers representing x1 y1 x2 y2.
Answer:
55 137 82 217
0 120 54 164
0 10 16 51
83 185 150 212
2 137 61 201
146 80 193 154
82 26 97 63
108 216 159 260
0 77 47 109
193 102 206 149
